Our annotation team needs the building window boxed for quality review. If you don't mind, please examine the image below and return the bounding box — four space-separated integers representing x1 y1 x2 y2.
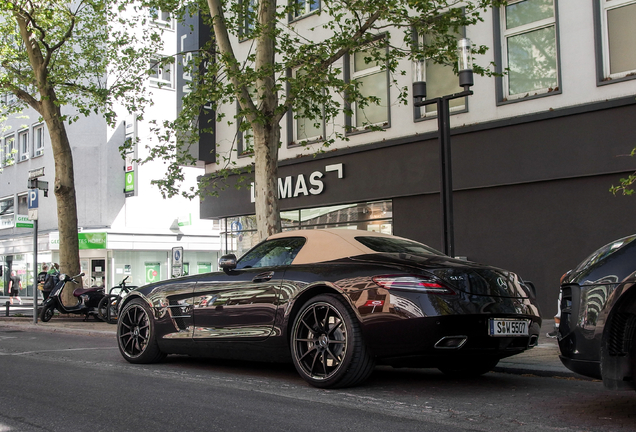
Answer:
33 124 44 157
0 196 14 229
599 0 636 80
500 0 559 100
349 45 390 130
18 129 28 162
149 58 173 89
290 69 324 144
150 8 173 29
2 135 15 166
17 193 27 215
240 0 257 39
415 29 466 118
290 0 319 20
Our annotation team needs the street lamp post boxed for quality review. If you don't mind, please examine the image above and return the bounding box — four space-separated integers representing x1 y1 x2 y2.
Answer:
412 38 474 258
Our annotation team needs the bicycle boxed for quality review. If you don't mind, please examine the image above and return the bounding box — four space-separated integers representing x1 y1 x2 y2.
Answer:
97 276 136 324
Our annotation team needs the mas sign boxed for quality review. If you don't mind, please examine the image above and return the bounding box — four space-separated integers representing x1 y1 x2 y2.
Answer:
251 163 344 203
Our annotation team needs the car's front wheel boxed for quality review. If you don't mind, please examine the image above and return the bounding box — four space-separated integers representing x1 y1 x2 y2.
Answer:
117 298 166 364
291 293 375 388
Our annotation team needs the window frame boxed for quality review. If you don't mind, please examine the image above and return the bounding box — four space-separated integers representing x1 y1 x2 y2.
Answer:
289 0 320 21
596 0 636 84
494 0 562 104
0 195 15 230
150 8 173 30
413 27 468 121
17 129 28 162
149 57 174 89
345 41 391 134
287 68 325 146
33 123 44 157
239 0 257 40
2 134 15 166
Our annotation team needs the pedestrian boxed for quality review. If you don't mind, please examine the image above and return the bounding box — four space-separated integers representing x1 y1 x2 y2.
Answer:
37 264 50 299
547 290 562 338
8 270 22 305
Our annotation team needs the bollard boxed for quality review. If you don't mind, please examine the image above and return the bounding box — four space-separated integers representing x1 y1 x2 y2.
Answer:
5 301 9 317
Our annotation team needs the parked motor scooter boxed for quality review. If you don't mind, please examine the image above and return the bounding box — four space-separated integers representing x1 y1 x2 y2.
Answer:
39 272 105 322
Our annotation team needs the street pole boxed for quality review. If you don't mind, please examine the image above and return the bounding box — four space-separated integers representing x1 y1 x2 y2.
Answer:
33 219 38 324
414 89 472 257
412 38 474 258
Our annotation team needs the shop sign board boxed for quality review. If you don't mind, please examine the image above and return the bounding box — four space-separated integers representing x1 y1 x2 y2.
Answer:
15 214 34 228
145 262 161 283
125 171 135 197
49 232 107 250
197 262 212 274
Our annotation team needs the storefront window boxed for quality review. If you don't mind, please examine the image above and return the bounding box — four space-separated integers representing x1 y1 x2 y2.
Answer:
220 200 393 256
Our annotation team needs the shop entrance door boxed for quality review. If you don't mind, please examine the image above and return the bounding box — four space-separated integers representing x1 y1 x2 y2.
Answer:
89 259 106 288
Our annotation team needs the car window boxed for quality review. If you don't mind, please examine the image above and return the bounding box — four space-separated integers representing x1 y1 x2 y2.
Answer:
355 236 444 256
236 237 306 269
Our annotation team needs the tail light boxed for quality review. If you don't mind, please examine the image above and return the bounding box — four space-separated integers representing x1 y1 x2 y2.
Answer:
372 274 456 295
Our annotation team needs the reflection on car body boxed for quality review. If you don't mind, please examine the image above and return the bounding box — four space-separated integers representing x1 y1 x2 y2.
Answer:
558 234 636 391
116 229 541 388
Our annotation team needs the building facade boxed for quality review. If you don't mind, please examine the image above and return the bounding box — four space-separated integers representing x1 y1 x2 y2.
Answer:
199 0 636 317
0 12 220 297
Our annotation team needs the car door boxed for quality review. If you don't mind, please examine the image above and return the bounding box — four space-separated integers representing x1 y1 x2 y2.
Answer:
192 237 306 341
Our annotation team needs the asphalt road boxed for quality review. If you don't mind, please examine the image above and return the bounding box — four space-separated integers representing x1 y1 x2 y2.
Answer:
0 328 634 432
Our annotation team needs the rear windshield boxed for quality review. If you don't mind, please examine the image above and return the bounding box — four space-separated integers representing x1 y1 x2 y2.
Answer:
355 236 444 256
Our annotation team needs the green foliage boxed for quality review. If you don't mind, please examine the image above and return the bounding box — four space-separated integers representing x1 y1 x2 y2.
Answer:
0 0 165 127
610 147 636 196
142 0 503 203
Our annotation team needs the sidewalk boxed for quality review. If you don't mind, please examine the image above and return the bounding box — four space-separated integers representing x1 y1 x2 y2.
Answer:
0 312 583 379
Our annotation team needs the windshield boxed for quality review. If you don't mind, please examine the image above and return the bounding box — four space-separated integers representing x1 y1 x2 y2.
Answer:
569 234 636 285
355 236 444 257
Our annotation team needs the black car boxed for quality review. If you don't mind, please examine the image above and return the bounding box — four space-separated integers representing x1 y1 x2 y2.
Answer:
558 234 636 391
116 229 541 388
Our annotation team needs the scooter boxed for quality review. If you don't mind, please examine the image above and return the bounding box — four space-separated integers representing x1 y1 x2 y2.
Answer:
39 272 105 322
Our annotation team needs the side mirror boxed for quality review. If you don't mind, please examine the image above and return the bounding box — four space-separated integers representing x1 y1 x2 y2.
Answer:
219 254 237 271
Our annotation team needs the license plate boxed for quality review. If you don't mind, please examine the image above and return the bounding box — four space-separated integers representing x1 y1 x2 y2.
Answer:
489 319 529 337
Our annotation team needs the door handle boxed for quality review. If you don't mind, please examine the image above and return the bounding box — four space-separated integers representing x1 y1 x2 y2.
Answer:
252 271 274 283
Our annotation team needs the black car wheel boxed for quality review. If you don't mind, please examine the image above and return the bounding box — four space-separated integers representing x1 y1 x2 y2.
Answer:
291 293 375 388
39 305 54 322
117 298 166 364
438 358 499 377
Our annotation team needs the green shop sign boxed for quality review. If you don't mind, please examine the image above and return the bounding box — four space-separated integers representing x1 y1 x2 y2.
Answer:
145 262 161 284
49 232 107 250
15 214 34 228
78 232 107 249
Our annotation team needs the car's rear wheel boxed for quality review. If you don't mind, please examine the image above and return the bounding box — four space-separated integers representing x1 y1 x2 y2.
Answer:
291 293 375 388
117 298 166 364
438 358 499 377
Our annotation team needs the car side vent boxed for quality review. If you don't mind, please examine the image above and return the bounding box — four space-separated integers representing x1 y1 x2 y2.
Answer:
608 313 636 356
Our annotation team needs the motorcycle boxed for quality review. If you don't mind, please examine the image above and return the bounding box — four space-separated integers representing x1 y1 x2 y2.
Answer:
39 272 105 322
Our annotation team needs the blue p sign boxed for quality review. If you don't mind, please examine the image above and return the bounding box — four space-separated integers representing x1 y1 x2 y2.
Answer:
28 189 38 209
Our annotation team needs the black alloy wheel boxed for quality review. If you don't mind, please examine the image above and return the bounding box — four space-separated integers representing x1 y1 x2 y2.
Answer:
291 293 375 388
117 298 166 364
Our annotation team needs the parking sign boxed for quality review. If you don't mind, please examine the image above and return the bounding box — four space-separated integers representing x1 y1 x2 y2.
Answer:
28 189 38 209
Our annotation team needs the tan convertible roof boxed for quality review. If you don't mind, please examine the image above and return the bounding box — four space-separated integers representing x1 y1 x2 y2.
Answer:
267 229 397 265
